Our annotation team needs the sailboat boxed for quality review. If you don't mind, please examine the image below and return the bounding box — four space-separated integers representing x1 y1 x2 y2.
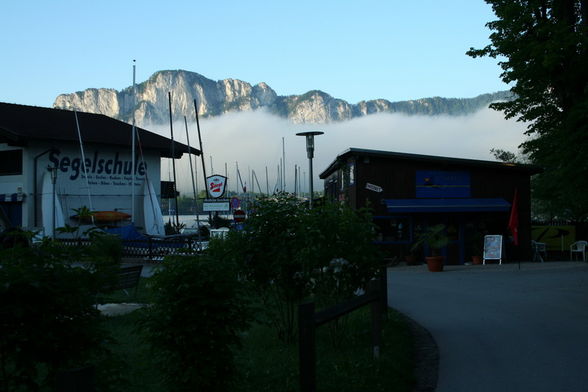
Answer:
41 171 65 237
143 178 165 236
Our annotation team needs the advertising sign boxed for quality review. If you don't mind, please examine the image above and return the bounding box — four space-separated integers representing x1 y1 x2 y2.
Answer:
483 235 503 264
206 175 228 199
203 199 230 212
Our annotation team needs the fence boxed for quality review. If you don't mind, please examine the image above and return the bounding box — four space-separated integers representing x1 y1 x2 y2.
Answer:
56 236 204 260
298 269 388 392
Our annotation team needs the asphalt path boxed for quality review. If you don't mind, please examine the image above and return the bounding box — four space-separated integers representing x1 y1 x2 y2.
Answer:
387 262 588 392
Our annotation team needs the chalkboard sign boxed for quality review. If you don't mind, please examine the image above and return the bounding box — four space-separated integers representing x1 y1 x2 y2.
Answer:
483 235 503 265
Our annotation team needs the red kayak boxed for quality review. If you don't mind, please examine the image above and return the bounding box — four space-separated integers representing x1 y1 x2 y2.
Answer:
71 211 131 223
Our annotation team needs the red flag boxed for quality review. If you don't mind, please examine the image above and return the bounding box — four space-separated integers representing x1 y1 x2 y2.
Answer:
508 189 519 246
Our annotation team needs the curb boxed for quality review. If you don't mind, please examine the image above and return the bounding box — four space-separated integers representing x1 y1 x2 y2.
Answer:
401 313 439 392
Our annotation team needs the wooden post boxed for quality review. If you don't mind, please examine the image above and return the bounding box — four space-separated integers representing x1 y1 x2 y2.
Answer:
368 280 382 359
56 365 95 392
380 268 389 319
299 302 316 392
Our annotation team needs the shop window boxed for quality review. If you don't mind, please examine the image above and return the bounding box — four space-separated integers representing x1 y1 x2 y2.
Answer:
0 150 23 176
374 216 411 243
347 161 355 186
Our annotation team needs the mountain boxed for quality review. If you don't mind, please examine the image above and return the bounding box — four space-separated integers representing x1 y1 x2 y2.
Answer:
53 70 512 124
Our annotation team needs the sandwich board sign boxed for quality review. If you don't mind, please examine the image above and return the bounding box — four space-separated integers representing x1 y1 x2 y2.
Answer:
483 235 503 265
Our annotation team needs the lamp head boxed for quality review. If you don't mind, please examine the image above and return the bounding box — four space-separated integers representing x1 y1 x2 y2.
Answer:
296 131 324 159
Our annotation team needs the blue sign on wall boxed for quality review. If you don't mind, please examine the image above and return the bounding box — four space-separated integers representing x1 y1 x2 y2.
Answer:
416 170 471 198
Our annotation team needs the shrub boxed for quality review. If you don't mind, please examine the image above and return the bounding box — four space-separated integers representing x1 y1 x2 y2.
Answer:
0 245 106 390
141 254 250 392
85 232 123 292
222 194 309 343
299 202 381 308
218 194 381 343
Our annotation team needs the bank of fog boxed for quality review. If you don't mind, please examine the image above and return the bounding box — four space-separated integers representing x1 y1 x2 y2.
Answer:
147 108 527 195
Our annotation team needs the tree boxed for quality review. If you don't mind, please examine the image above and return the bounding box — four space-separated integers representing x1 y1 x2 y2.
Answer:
215 193 381 344
490 148 519 163
467 0 588 221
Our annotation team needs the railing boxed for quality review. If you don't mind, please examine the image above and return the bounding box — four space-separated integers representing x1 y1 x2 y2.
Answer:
56 236 204 260
298 269 388 392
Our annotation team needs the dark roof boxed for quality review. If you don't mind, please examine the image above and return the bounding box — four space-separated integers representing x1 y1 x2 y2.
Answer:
0 102 200 158
319 147 542 179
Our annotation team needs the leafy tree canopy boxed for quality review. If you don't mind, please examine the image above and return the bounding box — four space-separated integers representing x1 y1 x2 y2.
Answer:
468 0 588 221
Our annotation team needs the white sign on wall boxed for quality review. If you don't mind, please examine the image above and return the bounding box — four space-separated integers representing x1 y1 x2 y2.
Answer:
46 147 159 194
365 182 383 193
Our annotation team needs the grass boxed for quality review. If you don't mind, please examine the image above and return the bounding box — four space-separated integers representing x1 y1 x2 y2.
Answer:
101 306 415 392
96 277 155 304
100 311 164 392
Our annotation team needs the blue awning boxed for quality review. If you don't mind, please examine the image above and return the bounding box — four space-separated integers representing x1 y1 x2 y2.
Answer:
384 198 511 213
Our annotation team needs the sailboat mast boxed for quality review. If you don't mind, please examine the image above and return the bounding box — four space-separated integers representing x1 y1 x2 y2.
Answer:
235 162 238 194
253 170 262 194
184 116 202 242
265 166 269 195
295 164 298 197
193 99 208 195
236 165 245 193
279 159 282 191
282 137 286 192
167 92 179 226
131 60 136 223
73 111 94 218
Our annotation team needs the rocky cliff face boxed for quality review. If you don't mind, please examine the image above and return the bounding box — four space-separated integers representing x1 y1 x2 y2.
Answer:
53 70 512 124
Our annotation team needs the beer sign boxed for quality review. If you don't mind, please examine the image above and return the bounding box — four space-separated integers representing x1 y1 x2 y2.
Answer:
206 175 227 199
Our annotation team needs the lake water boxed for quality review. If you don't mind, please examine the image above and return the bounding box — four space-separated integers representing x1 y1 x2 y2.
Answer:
163 214 234 228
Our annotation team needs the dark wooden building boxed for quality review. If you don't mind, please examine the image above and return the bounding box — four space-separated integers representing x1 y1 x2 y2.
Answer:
319 148 542 264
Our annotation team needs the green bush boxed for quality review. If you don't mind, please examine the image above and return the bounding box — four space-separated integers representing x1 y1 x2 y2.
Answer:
299 201 381 308
0 245 106 391
218 194 381 343
221 194 309 343
140 254 251 392
85 232 123 292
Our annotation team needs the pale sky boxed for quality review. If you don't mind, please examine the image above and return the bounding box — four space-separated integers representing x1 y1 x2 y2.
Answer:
0 0 505 108
2 0 526 194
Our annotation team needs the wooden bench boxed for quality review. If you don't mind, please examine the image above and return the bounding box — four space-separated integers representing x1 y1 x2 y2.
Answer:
100 265 144 299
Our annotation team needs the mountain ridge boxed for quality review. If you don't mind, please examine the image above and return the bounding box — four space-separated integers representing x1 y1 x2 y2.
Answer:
53 69 512 124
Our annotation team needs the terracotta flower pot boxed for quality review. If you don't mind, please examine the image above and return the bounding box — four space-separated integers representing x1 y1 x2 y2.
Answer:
472 255 483 265
425 256 444 272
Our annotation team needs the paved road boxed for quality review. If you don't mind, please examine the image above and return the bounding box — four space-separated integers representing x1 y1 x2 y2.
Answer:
387 262 588 392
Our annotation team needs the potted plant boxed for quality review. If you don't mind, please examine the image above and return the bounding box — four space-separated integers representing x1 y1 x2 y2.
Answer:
403 244 422 266
469 230 484 265
411 224 449 272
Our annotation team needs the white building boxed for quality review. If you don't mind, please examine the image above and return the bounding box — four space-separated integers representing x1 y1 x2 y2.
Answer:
0 102 200 236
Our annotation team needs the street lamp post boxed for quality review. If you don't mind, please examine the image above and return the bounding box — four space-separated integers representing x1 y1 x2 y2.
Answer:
296 131 324 208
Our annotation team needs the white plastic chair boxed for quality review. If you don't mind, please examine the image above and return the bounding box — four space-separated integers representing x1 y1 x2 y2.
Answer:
531 240 547 262
570 240 587 261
